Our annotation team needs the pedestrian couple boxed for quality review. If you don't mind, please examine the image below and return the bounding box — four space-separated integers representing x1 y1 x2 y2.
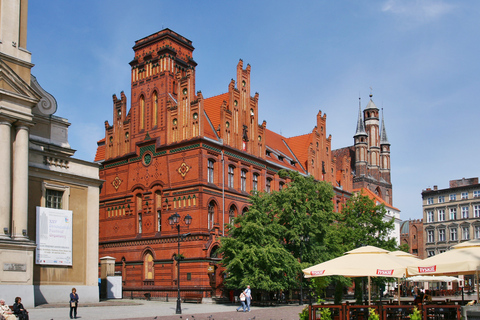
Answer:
236 285 252 312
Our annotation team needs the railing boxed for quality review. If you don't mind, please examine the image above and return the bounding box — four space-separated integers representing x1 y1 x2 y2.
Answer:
309 303 461 320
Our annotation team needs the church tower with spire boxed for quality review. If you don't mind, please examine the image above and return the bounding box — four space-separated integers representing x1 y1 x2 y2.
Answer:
353 94 392 204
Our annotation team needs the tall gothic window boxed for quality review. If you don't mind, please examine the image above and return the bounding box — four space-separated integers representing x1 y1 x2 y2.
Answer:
228 166 235 188
138 212 143 234
253 173 258 191
266 178 272 193
155 190 161 232
229 205 236 225
241 170 247 192
144 251 154 280
207 160 214 183
208 201 215 230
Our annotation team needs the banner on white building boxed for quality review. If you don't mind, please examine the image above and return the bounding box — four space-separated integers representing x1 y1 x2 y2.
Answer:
36 207 73 266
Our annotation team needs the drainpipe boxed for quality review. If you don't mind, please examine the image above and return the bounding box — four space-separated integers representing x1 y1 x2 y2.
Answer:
222 150 225 236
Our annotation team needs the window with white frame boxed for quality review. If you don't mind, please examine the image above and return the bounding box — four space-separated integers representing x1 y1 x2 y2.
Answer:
266 178 271 193
427 211 434 223
474 190 480 198
474 205 480 218
475 226 480 239
449 208 457 220
438 229 446 242
207 160 215 183
427 197 434 205
438 209 445 221
450 194 456 201
463 227 470 240
427 230 434 243
450 228 458 241
438 195 445 203
241 170 247 192
462 206 469 219
428 250 435 257
228 165 235 188
279 182 284 190
439 249 446 253
462 192 468 199
253 173 258 191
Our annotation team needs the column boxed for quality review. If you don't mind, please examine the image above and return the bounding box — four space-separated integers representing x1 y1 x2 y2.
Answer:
0 118 12 239
11 122 30 240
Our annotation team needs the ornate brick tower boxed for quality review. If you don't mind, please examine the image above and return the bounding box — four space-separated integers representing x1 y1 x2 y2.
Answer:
353 94 392 204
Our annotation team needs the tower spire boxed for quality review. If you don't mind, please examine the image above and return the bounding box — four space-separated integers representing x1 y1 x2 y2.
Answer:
354 97 367 137
380 108 390 145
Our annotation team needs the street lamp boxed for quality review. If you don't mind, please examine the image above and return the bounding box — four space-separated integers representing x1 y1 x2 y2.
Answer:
168 212 192 314
299 235 309 306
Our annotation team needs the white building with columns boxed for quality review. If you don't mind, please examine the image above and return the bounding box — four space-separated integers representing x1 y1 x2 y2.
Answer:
0 0 102 307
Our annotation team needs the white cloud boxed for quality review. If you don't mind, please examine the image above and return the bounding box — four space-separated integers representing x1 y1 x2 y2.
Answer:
382 0 454 22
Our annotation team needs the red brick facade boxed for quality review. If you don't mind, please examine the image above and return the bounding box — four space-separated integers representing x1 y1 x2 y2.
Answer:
95 29 392 299
400 219 424 259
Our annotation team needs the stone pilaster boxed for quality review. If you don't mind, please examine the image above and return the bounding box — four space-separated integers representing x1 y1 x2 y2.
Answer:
0 118 12 239
11 122 30 240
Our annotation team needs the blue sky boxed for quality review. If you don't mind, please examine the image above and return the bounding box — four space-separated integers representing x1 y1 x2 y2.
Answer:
27 1 480 221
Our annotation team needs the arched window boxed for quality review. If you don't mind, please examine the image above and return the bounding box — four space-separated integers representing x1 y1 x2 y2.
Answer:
266 178 272 193
144 251 154 280
279 182 284 190
242 207 248 215
229 205 237 225
139 95 145 130
228 166 235 188
253 173 259 191
155 190 162 232
208 201 215 230
241 170 247 192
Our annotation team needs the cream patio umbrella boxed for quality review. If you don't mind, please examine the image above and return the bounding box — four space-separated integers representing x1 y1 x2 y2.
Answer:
407 239 480 301
303 246 409 305
388 250 421 304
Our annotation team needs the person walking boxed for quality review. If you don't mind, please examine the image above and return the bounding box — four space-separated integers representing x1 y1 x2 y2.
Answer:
236 291 246 312
245 285 252 312
69 288 79 319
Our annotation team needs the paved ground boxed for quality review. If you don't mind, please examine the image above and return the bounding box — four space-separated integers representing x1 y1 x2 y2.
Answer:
29 300 306 320
25 293 479 320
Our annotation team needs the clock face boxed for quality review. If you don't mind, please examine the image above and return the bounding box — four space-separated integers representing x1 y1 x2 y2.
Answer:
183 88 188 95
117 109 122 117
193 113 198 120
226 121 230 128
250 108 254 116
173 118 177 125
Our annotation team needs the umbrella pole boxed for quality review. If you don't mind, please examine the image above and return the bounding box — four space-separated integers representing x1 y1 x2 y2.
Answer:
397 279 401 305
368 276 371 306
477 270 479 303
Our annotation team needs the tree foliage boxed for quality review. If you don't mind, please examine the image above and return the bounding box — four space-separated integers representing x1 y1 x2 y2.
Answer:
336 192 397 252
219 170 338 291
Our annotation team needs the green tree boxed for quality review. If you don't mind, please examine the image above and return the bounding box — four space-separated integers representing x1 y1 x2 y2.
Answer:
337 192 396 252
219 169 339 293
219 193 299 291
336 191 397 304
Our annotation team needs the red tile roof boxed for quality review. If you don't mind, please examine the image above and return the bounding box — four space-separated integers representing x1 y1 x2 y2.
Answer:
353 188 400 211
94 138 106 162
285 133 312 168
264 129 306 173
203 93 228 131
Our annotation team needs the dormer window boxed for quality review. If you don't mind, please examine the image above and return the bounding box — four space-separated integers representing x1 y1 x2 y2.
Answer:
278 155 284 161
290 160 296 166
266 150 271 157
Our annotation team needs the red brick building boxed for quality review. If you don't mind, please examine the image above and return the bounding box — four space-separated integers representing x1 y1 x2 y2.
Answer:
94 29 392 299
400 219 424 258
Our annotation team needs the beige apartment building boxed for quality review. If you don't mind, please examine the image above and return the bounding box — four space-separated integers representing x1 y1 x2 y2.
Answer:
422 177 480 257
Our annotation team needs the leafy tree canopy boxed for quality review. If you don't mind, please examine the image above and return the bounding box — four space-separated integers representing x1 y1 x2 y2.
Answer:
219 169 338 291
